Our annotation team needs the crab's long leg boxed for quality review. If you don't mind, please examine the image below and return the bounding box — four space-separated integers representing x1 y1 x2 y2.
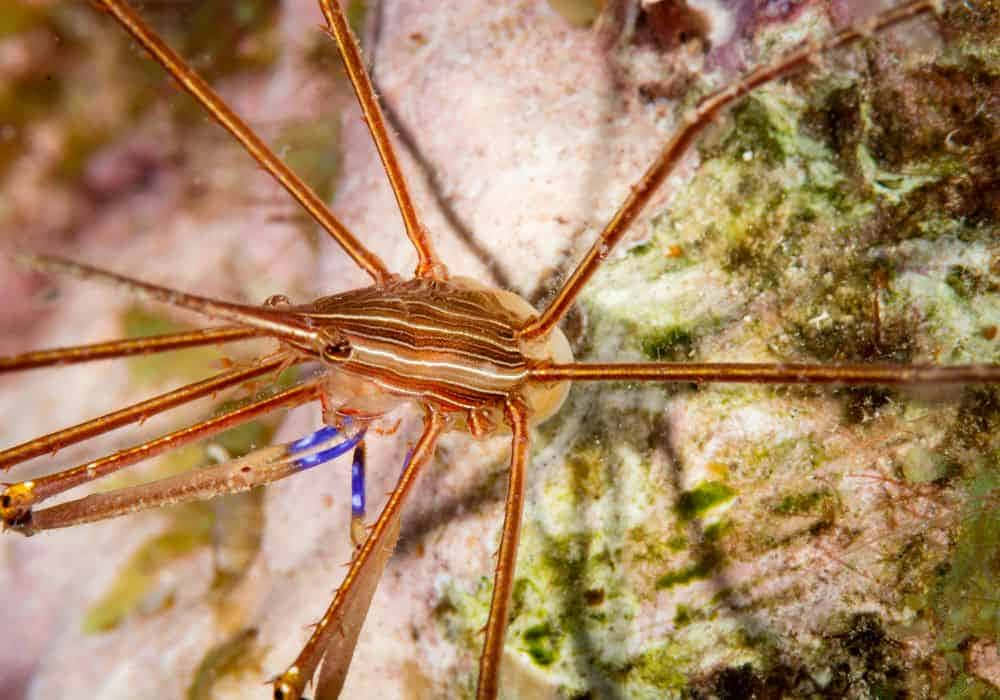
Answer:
317 0 442 279
478 397 530 700
0 356 291 471
0 381 319 526
10 413 357 535
529 362 1000 385
0 326 258 373
95 0 392 283
273 409 446 700
521 0 940 340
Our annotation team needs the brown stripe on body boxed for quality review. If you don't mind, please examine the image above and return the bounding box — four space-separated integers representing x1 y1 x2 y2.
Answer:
296 278 530 409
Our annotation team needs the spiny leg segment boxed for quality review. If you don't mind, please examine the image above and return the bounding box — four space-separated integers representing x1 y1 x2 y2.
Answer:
273 410 446 700
1 378 318 531
520 0 945 341
317 0 442 278
0 356 288 471
0 326 257 373
529 362 1000 385
94 0 391 283
477 398 530 700
8 409 364 534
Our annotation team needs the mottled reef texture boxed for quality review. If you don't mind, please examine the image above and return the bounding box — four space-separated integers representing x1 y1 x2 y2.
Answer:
0 1 998 699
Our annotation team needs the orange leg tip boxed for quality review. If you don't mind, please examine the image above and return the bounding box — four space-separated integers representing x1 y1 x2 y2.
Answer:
0 481 36 527
350 516 367 549
271 670 303 700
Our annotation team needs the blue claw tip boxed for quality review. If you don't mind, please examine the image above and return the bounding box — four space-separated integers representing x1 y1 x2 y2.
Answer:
289 425 340 454
351 443 366 517
291 426 364 471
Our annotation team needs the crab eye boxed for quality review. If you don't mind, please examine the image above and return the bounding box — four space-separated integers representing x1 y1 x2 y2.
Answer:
322 340 352 362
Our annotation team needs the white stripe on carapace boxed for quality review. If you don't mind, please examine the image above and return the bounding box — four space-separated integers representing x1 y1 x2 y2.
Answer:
344 328 526 369
304 312 518 355
349 345 528 385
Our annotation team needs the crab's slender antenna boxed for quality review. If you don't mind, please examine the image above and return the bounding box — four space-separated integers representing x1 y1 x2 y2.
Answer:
17 253 321 348
520 0 940 340
272 409 446 700
0 326 258 373
0 380 319 526
317 0 442 279
477 397 530 700
0 355 290 471
95 0 392 283
529 362 1000 385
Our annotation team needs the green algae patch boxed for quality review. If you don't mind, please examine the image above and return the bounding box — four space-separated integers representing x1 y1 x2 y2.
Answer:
666 533 688 552
521 622 561 666
428 469 635 676
547 0 604 27
82 503 214 634
702 518 732 544
565 437 609 501
627 523 680 566
640 326 696 361
721 93 800 166
655 549 722 590
186 628 261 700
432 577 493 652
210 489 266 593
949 388 1000 452
531 532 622 627
276 118 342 212
928 469 1000 653
673 604 695 628
674 481 735 521
208 414 275 460
346 0 369 38
121 306 228 386
0 7 85 181
769 487 834 516
121 306 188 338
943 675 1000 700
854 131 939 205
147 0 280 88
945 264 987 300
82 409 278 635
740 436 827 478
626 642 692 693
